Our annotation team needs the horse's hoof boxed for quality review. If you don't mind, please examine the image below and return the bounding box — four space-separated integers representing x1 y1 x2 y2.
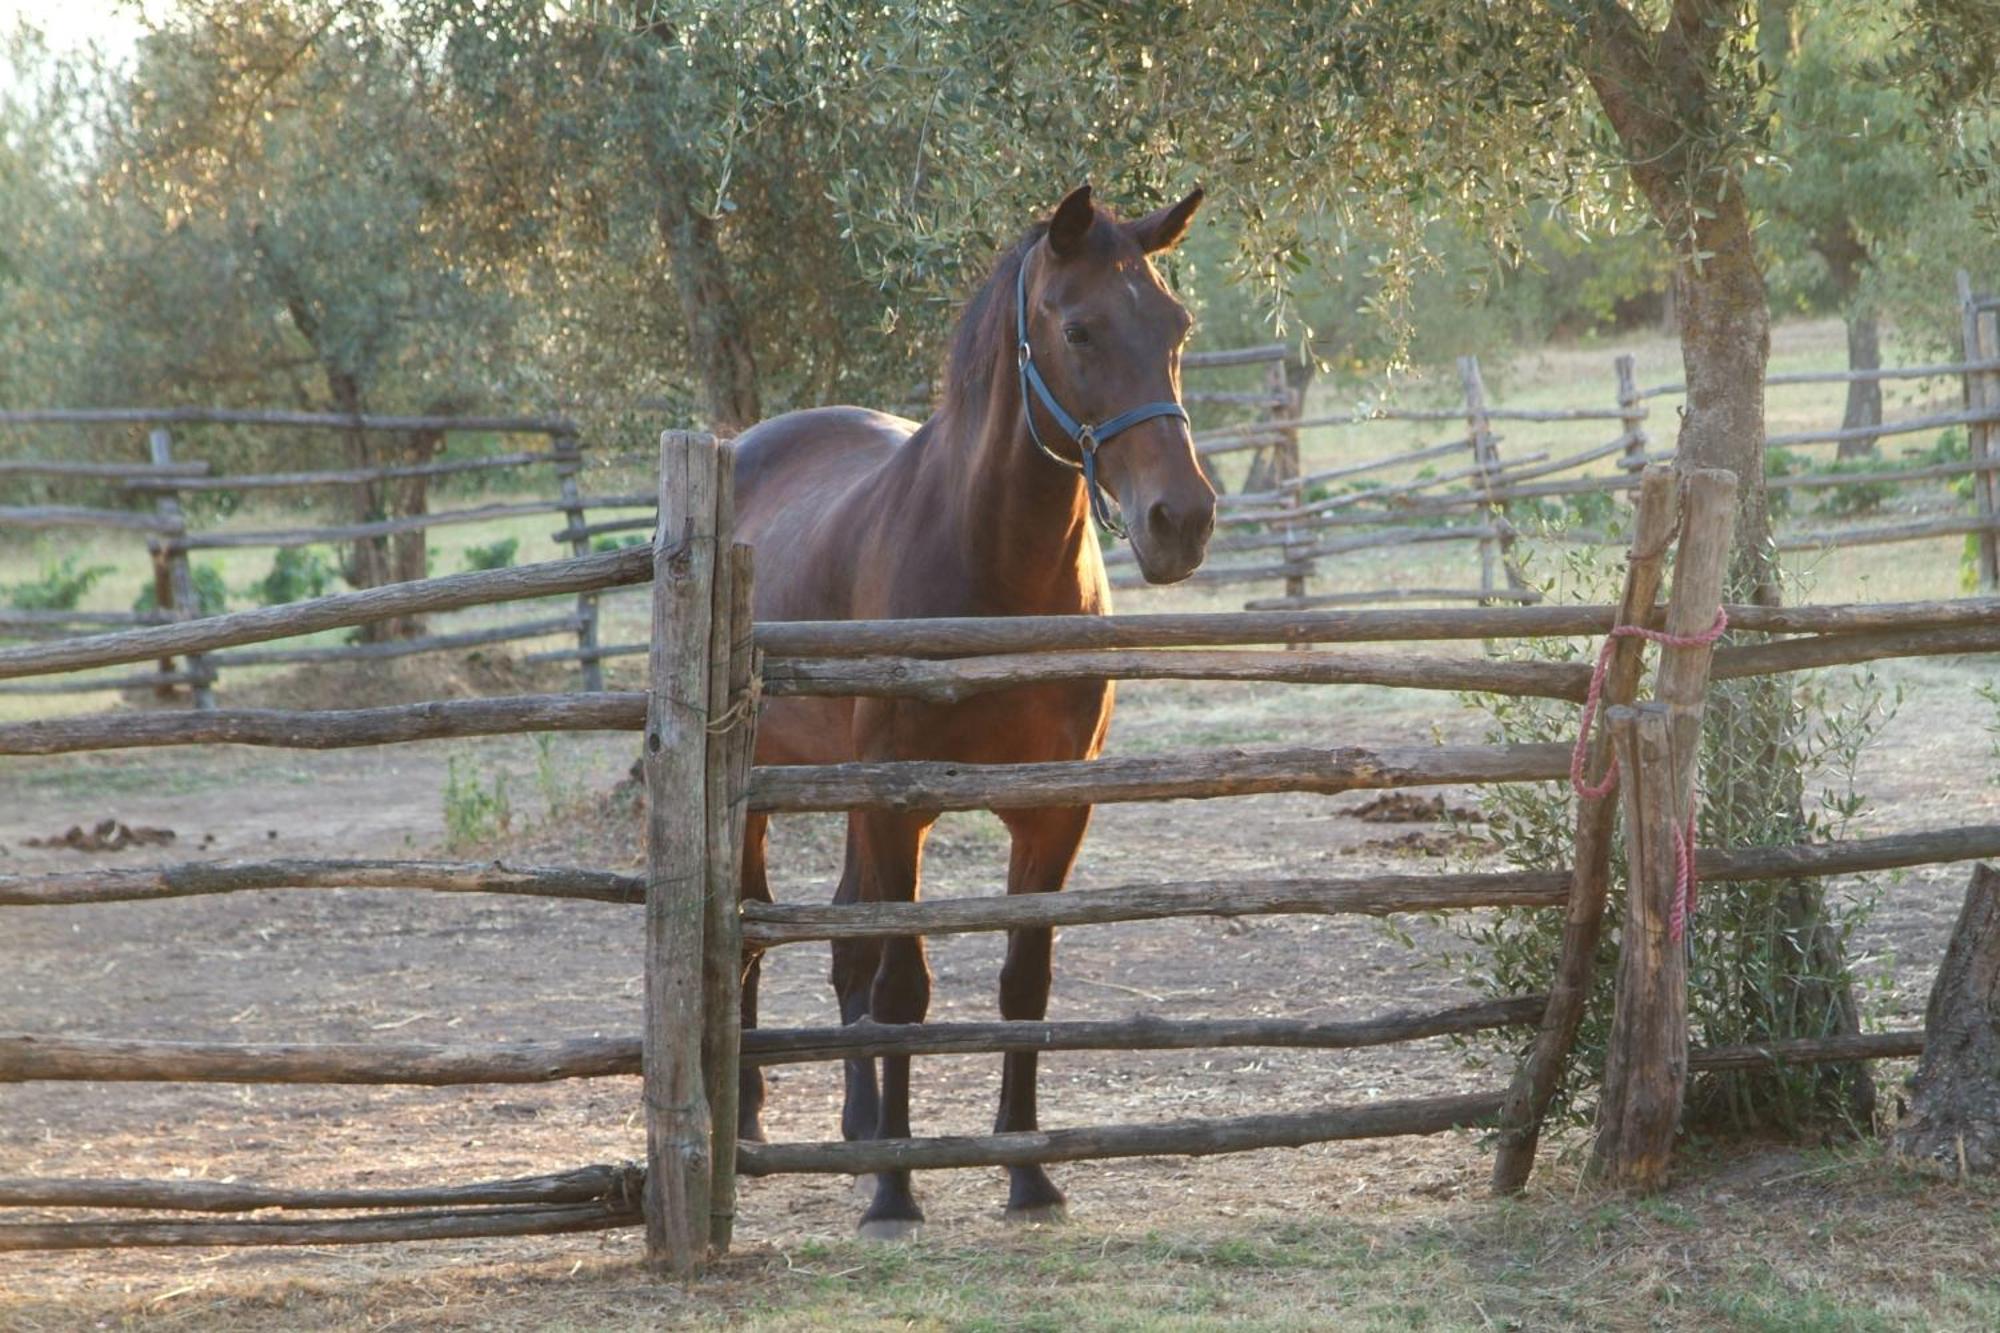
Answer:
856 1216 923 1242
850 1173 879 1201
1004 1202 1069 1227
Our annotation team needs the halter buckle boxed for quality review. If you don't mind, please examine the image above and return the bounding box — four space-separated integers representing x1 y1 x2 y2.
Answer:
1017 341 1031 371
1076 424 1097 456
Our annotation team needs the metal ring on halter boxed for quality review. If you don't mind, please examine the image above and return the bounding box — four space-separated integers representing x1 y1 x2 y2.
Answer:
1015 249 1189 540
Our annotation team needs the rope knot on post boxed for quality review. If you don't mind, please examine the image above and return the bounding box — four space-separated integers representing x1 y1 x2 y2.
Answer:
1569 606 1729 942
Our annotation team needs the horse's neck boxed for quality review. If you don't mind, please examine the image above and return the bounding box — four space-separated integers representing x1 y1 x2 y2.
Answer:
917 384 1099 612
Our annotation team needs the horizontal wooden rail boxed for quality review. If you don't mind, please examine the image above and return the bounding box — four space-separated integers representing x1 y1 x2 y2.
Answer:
1696 823 2000 881
122 449 574 492
739 824 2000 946
0 1203 637 1251
0 459 208 480
748 598 1999 659
1636 359 2000 398
1244 587 1544 611
0 1034 640 1084
1713 624 2000 681
0 670 192 697
742 868 1572 945
0 608 175 629
1775 512 2000 553
741 996 1547 1065
174 498 577 551
0 406 575 433
1687 1030 1925 1071
1110 560 1315 591
762 649 1592 703
746 741 1573 814
1181 343 1288 368
0 544 653 680
0 505 178 534
738 1091 1504 1176
0 857 643 907
205 615 581 668
0 1163 639 1213
1766 406 2000 450
0 692 645 755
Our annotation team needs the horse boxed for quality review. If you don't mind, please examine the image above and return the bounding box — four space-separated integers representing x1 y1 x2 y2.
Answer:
731 184 1216 1237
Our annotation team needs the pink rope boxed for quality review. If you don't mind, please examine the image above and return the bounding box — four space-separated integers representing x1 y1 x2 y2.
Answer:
1569 607 1729 943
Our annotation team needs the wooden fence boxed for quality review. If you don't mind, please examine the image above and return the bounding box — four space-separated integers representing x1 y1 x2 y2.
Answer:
1106 272 2000 608
7 436 1999 1274
0 407 640 703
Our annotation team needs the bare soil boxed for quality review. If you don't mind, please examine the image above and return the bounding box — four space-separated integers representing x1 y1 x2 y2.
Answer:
1 650 1996 1328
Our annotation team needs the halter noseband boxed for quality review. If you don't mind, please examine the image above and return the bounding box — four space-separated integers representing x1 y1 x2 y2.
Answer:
1015 250 1190 539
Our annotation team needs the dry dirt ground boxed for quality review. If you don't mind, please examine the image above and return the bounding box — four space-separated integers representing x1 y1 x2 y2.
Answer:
2 648 1998 1329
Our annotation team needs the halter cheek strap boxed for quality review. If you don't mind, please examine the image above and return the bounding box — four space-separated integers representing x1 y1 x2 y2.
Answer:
1015 254 1190 539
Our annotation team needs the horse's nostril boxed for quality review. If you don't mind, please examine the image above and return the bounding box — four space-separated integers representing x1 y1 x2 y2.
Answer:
1147 500 1175 539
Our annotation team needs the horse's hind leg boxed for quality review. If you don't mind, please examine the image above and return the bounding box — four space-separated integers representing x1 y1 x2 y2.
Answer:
856 810 935 1239
994 804 1092 1222
738 813 772 1142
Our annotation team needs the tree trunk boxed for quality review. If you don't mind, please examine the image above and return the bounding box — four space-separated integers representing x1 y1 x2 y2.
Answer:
1893 864 2000 1173
381 428 443 639
1838 306 1883 460
1581 1 1874 1131
655 190 762 433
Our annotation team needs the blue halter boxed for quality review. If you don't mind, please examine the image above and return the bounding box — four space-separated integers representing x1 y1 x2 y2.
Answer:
1015 251 1190 539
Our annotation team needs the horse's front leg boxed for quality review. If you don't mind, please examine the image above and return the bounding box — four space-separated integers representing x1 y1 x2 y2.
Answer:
856 809 936 1239
994 804 1093 1221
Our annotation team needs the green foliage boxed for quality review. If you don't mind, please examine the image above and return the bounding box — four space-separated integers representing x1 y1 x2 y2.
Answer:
131 562 228 617
591 535 647 552
250 547 340 606
5 555 114 611
460 536 519 572
443 757 511 851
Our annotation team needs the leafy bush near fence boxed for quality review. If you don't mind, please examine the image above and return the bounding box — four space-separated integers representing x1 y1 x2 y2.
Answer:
461 536 519 571
250 547 341 606
5 555 115 611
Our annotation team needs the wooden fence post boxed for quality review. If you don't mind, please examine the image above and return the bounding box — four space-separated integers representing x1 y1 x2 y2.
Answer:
1591 703 1684 1189
643 429 724 1273
1458 355 1527 603
147 429 213 710
1958 271 2000 593
553 434 604 692
1615 354 1648 474
1589 467 1736 1191
1491 465 1679 1194
703 541 756 1252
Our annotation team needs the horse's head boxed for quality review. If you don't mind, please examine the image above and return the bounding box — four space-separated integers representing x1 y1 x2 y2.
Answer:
1020 184 1217 584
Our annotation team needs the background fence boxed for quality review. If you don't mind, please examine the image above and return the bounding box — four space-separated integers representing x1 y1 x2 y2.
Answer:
6 437 1998 1273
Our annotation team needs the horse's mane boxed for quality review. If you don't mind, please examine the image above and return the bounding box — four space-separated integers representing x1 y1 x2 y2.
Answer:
938 222 1048 430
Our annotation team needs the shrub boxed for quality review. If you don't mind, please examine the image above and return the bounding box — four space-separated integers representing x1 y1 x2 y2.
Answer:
6 555 115 611
461 536 520 571
250 547 340 606
591 534 648 552
443 757 511 851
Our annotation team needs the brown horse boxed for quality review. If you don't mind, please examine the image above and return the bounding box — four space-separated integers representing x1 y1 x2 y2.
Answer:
732 184 1215 1236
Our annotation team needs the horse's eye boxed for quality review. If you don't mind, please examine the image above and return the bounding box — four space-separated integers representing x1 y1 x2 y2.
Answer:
1063 325 1090 347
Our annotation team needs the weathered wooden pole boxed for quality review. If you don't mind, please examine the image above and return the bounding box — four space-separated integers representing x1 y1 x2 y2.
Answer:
1491 465 1679 1193
702 540 756 1252
1591 704 1685 1190
1957 271 2000 592
553 432 604 692
1589 467 1737 1190
642 429 723 1273
1615 354 1648 474
1458 355 1528 603
147 429 213 709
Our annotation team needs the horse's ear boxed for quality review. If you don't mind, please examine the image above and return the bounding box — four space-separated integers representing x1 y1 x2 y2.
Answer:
1132 186 1205 254
1047 184 1095 258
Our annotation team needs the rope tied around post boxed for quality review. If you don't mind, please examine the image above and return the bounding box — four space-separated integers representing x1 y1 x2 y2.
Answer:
1569 606 1730 942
